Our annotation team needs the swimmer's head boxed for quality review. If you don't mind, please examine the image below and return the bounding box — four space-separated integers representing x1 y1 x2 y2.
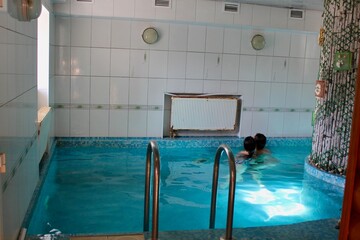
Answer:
254 133 267 150
244 136 256 157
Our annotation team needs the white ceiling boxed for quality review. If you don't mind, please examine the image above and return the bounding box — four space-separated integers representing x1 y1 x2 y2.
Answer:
222 0 324 11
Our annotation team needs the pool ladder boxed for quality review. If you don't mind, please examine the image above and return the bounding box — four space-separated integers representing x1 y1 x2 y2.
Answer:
143 141 161 240
143 141 236 240
209 144 237 240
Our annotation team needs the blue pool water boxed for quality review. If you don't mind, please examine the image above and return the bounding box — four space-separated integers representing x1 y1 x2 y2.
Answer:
27 138 344 236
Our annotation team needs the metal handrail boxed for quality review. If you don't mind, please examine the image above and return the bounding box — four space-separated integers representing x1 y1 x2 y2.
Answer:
209 144 236 240
143 141 161 240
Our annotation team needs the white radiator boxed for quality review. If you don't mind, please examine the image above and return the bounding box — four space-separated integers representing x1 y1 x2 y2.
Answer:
167 94 241 137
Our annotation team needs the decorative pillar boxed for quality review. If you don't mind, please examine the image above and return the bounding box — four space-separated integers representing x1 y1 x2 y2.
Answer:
310 0 360 175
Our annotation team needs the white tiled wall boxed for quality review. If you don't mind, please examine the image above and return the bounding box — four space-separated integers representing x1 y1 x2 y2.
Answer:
53 0 321 138
0 12 39 240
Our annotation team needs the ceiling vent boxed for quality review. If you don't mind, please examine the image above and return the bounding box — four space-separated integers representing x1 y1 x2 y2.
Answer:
155 0 171 7
289 9 304 19
76 0 93 2
223 2 239 13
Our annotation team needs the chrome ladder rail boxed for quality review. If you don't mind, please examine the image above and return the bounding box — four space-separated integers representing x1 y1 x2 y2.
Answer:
209 144 236 240
143 141 161 240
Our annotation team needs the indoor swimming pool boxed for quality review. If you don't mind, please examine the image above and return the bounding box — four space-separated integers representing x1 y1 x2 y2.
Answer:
25 138 344 237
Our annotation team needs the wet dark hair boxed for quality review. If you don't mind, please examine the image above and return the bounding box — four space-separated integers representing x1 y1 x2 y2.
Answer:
244 136 256 157
254 133 267 150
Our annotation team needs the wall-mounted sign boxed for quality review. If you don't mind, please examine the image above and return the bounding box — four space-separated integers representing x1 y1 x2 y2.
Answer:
315 80 326 98
334 51 353 71
318 27 325 46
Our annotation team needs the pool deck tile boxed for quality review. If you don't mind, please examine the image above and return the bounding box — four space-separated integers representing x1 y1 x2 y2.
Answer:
71 234 144 240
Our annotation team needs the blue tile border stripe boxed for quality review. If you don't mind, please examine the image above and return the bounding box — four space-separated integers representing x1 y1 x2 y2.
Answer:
55 137 312 149
304 157 345 188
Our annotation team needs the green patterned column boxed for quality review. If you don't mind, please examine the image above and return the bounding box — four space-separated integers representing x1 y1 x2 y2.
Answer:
310 0 360 175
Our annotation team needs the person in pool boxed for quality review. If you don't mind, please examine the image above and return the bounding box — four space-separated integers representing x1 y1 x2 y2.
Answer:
236 136 256 159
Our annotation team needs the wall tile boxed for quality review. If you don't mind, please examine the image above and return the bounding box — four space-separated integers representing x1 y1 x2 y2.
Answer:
270 7 288 29
167 78 186 93
91 48 110 76
282 112 300 137
148 78 167 105
305 34 321 59
290 33 306 57
274 32 290 57
298 112 313 137
222 54 239 81
269 82 286 108
109 109 128 137
168 51 186 78
223 28 241 54
113 0 135 18
110 77 129 105
260 31 274 56
287 17 304 31
220 81 238 94
70 17 91 47
55 76 70 103
55 16 70 46
169 24 188 51
234 4 252 25
185 79 204 93
147 111 164 137
186 52 205 79
253 82 271 107
149 50 168 78
237 81 255 107
55 46 70 75
206 27 223 53
187 25 206 52
71 76 90 104
92 0 113 17
271 57 288 83
128 110 147 137
204 53 222 80
255 56 273 82
239 55 256 81
288 58 304 83
90 77 110 104
285 83 302 108
252 5 271 27
70 109 90 136
196 0 215 23
305 10 322 32
251 112 269 136
130 49 149 78
111 49 130 77
267 112 284 137
70 0 92 16
204 80 221 93
239 111 252 137
90 109 109 136
129 78 148 105
301 84 316 108
175 0 196 22
55 109 70 137
135 0 156 19
111 20 131 48
91 18 111 47
71 47 91 76
303 58 319 84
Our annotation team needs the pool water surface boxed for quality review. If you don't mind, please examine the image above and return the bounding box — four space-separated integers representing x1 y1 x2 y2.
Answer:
26 138 344 236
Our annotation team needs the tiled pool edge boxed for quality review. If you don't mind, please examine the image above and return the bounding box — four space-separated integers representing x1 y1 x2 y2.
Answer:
304 156 345 188
55 137 312 148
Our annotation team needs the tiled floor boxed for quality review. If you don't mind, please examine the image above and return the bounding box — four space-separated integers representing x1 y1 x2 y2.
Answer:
33 218 339 240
